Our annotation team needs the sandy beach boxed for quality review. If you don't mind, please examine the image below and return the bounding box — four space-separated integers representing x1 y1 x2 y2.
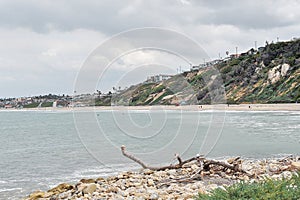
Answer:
3 103 300 112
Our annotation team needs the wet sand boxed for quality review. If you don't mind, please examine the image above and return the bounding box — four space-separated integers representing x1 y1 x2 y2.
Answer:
7 103 300 112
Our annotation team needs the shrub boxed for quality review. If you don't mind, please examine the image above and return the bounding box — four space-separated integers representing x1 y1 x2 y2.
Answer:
41 102 53 107
23 102 40 108
197 173 300 200
229 59 241 66
287 56 296 66
220 65 233 74
151 85 165 94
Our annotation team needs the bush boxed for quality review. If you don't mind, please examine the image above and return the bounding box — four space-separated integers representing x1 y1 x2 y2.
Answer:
41 102 53 107
150 89 173 105
229 59 241 66
23 102 40 108
220 65 233 74
197 173 300 200
151 85 165 94
268 95 294 103
287 56 296 66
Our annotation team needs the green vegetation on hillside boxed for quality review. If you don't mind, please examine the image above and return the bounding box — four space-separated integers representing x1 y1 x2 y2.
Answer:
107 39 300 106
23 102 40 108
197 173 300 200
41 102 53 107
95 95 112 106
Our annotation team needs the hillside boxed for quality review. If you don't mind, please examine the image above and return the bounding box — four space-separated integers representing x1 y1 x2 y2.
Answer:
104 39 300 106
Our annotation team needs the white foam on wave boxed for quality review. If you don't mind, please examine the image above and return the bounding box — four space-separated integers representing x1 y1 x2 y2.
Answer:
0 187 22 193
67 163 138 181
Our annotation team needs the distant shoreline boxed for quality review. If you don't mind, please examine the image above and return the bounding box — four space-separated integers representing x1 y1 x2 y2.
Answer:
1 103 300 112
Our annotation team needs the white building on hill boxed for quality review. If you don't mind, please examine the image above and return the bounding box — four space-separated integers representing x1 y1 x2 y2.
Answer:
146 74 173 83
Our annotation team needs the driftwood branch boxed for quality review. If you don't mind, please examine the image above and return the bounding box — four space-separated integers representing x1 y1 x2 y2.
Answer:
121 145 203 171
120 145 247 176
121 145 148 169
204 160 238 171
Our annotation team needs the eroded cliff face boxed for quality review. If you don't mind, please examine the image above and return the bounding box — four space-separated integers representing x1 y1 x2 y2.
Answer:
111 39 300 105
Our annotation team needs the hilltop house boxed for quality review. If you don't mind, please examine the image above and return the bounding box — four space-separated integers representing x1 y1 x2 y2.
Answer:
146 74 173 83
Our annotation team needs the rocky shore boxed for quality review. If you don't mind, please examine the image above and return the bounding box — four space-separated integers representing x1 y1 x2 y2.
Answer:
25 156 300 200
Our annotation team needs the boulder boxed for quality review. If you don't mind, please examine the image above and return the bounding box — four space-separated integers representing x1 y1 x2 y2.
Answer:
27 191 46 200
80 178 96 184
83 183 97 194
291 162 300 170
268 65 281 84
149 191 159 200
47 183 74 194
281 63 290 76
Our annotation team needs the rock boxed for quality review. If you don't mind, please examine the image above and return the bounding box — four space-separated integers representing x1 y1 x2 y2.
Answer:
291 162 300 170
198 188 206 195
227 157 236 164
80 178 95 183
118 190 129 197
166 169 177 175
25 157 300 200
49 196 58 200
268 65 281 84
281 171 292 179
147 179 155 186
96 177 105 182
280 165 289 171
149 192 159 200
83 183 97 194
191 164 199 170
47 183 74 194
58 191 70 199
143 169 154 175
27 191 46 200
207 184 218 191
126 187 136 195
268 163 280 172
117 174 124 179
281 63 290 76
107 186 119 193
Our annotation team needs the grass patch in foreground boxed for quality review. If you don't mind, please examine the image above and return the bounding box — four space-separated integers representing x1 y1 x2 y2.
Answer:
197 173 300 200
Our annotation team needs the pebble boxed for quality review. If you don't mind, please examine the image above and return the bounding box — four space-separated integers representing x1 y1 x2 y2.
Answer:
24 156 300 200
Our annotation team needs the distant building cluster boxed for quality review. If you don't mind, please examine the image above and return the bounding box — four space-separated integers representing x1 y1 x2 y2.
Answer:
0 94 71 109
145 74 173 83
191 48 259 71
0 92 116 109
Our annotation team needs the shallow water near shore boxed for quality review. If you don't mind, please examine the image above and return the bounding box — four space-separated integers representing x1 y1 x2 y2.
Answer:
0 110 299 199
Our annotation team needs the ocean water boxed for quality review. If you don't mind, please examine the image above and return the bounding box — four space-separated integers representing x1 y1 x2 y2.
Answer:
0 109 299 199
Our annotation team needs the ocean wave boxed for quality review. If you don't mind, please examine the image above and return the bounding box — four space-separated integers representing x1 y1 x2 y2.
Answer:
0 187 22 193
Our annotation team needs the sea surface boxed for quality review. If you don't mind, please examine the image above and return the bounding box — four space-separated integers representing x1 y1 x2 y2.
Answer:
0 109 299 199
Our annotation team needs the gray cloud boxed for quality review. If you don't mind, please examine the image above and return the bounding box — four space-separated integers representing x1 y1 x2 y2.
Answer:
0 0 300 97
1 0 299 33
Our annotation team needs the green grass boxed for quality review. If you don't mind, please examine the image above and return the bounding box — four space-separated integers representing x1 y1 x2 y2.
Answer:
196 173 300 200
23 102 40 108
150 85 165 94
41 102 53 107
150 88 174 105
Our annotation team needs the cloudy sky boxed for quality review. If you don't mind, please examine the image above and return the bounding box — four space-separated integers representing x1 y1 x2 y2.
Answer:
1 0 300 98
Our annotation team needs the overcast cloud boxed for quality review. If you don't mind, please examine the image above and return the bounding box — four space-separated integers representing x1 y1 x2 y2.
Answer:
1 0 300 97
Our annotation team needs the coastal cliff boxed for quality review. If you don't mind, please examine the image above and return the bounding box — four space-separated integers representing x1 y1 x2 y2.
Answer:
108 39 300 106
